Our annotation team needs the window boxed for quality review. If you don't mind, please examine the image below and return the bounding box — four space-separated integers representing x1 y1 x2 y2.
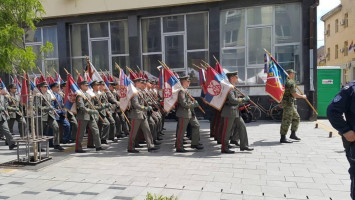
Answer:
335 19 338 33
344 41 348 56
327 48 330 61
69 20 129 79
327 24 330 36
335 45 338 59
141 12 209 87
344 13 348 28
25 26 59 77
221 3 302 84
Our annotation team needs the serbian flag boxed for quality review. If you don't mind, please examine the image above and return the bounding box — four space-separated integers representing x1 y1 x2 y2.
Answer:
159 68 183 113
54 73 63 85
214 63 227 79
118 68 138 111
47 76 55 85
349 40 354 52
30 81 40 95
64 74 84 114
36 75 46 86
88 61 110 92
265 55 288 103
102 73 109 87
203 67 233 110
108 74 114 82
129 71 137 81
21 74 28 104
14 76 22 94
0 78 8 94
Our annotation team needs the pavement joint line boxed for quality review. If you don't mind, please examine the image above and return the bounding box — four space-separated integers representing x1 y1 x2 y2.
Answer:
315 121 339 137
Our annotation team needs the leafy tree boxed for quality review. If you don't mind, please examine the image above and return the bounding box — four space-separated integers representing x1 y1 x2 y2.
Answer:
0 0 53 73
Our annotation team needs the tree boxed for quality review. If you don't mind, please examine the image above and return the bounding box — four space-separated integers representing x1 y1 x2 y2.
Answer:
0 0 53 73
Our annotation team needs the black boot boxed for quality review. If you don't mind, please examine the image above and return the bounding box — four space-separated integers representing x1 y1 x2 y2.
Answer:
280 135 293 143
290 131 301 140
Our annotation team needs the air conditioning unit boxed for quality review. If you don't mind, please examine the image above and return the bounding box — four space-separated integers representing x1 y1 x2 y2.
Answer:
340 20 345 25
340 48 344 53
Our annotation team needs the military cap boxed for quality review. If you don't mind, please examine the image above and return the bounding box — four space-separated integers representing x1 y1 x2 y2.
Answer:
49 82 59 88
133 77 142 83
179 75 190 81
109 82 117 86
37 81 48 88
226 71 238 77
7 83 16 89
140 79 147 83
78 80 89 86
60 81 67 87
90 80 100 87
286 69 296 74
98 80 105 85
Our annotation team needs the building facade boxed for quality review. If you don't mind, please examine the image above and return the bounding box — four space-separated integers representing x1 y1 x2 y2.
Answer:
26 0 317 119
321 0 355 84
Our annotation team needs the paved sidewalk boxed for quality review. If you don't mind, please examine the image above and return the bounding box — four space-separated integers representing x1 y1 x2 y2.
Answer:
0 120 350 200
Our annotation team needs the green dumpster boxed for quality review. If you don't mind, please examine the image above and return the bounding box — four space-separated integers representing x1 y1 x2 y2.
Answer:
317 66 342 117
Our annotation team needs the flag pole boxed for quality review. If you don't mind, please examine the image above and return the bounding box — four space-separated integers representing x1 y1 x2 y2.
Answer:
264 49 318 115
158 61 205 114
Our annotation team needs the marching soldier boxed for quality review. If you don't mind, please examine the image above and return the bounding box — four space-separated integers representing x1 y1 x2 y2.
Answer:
279 69 306 143
90 81 110 144
60 82 78 143
75 80 104 153
114 83 130 137
106 82 124 139
7 84 26 137
175 75 203 153
221 71 253 153
50 82 71 144
127 78 158 153
98 81 115 142
0 85 17 150
34 82 64 151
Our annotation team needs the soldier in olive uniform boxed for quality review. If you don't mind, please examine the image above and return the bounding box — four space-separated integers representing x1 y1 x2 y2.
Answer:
280 69 306 143
0 85 17 150
90 81 111 144
127 78 158 153
34 82 64 151
61 82 78 143
75 80 104 153
221 72 254 153
7 84 26 137
175 75 203 153
98 81 115 142
106 82 124 139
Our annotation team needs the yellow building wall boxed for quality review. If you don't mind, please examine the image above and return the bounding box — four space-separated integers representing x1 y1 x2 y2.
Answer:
41 0 222 18
324 0 355 67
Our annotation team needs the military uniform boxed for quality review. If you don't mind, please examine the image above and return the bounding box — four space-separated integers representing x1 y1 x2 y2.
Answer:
106 87 127 139
280 73 300 142
327 81 355 199
127 88 156 153
51 86 71 143
75 85 102 152
34 84 62 149
99 90 115 142
7 91 26 137
60 83 78 142
175 87 202 152
0 94 16 149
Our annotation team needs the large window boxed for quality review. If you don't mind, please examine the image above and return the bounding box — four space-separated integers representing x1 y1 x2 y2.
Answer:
69 20 129 79
25 27 59 77
220 3 302 85
141 12 208 86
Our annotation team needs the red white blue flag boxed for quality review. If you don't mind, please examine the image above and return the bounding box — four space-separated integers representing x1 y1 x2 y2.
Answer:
159 68 183 112
64 74 84 113
118 68 138 111
203 67 233 110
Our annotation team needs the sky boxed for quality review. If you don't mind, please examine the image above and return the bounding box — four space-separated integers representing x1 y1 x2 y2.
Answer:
317 0 341 48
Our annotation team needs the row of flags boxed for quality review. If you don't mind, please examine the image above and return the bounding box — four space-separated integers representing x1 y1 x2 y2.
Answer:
0 53 290 114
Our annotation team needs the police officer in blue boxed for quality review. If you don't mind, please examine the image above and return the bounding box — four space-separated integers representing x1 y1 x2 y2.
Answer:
327 81 355 199
50 82 71 144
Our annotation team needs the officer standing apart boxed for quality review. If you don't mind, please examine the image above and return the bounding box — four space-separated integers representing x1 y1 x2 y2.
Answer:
327 81 355 199
221 71 254 153
175 75 203 153
279 69 306 143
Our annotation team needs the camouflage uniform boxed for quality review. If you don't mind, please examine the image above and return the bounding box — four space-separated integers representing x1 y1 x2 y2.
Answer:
280 78 300 135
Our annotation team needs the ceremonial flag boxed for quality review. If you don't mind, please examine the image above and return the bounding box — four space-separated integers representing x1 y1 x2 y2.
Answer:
64 74 84 113
30 81 40 95
0 78 8 94
84 72 92 84
349 40 354 52
129 71 137 81
198 68 207 97
203 67 233 110
85 61 94 78
88 61 110 92
14 76 21 95
108 74 114 82
21 74 28 104
160 68 183 112
118 68 138 111
214 63 227 79
47 76 55 85
54 73 63 85
264 54 270 73
265 56 288 103
102 73 109 87
36 75 46 85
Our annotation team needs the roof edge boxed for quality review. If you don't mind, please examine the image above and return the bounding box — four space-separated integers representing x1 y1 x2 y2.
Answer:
321 4 342 21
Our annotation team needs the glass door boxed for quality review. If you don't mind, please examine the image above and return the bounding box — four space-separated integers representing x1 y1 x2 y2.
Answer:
90 40 110 72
